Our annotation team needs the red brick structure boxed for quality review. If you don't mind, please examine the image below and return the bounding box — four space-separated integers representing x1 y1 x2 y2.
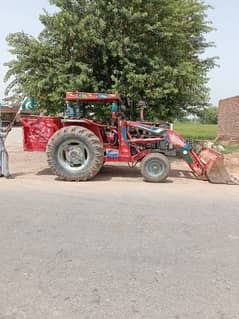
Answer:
0 105 19 123
217 96 239 144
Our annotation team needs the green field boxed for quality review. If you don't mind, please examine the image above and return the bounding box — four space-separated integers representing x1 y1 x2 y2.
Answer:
222 144 239 154
174 122 217 140
173 123 239 153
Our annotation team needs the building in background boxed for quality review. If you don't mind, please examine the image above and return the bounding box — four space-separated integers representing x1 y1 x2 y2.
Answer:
0 97 20 124
217 96 239 144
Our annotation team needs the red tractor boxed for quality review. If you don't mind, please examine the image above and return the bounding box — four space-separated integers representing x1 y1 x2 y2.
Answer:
20 92 232 184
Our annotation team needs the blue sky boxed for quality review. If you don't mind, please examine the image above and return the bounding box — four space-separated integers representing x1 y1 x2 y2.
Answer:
0 0 238 105
206 0 239 105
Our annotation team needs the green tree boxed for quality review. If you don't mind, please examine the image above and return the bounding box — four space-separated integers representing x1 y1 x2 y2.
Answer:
4 0 216 119
198 106 218 124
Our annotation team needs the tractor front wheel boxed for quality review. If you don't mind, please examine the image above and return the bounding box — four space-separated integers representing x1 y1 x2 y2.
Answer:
46 126 104 181
141 153 170 183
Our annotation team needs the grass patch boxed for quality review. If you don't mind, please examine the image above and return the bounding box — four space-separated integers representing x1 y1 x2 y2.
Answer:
221 144 239 154
172 122 239 154
174 122 217 140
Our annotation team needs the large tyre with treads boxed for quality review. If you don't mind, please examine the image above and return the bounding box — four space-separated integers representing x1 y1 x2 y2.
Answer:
46 126 104 181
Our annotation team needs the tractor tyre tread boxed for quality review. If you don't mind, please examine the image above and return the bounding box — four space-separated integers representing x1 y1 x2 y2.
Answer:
46 126 104 181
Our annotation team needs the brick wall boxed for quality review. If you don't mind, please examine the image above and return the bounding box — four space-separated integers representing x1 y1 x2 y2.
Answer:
217 96 239 144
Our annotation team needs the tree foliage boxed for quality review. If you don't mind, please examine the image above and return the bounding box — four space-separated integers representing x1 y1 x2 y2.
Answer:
198 106 218 124
4 0 215 119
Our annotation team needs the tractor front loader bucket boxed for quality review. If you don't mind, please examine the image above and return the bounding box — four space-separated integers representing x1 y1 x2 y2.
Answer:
199 148 232 184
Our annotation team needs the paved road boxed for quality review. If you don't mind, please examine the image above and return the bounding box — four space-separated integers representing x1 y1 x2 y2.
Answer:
0 127 239 318
0 177 239 319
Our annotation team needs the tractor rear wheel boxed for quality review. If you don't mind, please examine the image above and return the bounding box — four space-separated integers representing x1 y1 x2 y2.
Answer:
141 153 170 183
46 126 104 181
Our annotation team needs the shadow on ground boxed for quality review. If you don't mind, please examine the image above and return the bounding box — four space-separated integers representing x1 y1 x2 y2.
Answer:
36 165 196 182
9 172 31 179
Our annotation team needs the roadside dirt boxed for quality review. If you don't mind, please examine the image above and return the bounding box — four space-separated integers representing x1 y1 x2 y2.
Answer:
5 128 239 183
224 152 239 175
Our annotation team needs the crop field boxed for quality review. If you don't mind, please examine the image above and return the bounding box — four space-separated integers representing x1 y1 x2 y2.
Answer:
174 122 217 140
173 122 239 154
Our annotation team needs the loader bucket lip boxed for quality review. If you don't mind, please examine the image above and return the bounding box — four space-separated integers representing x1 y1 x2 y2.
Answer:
206 158 232 184
199 148 231 184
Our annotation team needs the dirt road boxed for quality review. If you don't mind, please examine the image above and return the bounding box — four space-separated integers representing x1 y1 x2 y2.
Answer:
0 128 238 319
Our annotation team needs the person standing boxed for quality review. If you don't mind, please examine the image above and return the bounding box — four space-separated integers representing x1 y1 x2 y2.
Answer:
0 127 10 178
